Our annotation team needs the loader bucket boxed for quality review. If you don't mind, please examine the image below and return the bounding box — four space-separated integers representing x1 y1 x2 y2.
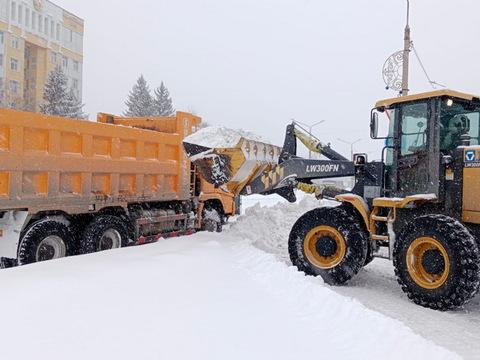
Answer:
183 136 282 196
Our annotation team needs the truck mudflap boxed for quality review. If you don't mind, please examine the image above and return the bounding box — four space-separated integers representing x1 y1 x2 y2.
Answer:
0 211 29 259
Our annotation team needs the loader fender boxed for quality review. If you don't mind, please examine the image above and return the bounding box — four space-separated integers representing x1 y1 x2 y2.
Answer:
335 194 370 232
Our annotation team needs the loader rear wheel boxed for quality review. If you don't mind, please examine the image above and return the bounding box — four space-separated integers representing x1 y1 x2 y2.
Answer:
289 206 368 285
394 215 480 310
80 215 129 255
18 219 73 265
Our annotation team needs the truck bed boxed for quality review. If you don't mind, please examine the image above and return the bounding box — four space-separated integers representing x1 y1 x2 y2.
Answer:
0 109 200 214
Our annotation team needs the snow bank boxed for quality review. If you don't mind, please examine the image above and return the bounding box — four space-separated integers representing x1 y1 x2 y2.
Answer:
184 126 269 148
229 195 331 262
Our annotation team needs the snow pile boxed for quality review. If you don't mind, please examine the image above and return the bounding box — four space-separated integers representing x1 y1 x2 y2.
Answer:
229 195 331 262
185 126 269 148
0 234 459 360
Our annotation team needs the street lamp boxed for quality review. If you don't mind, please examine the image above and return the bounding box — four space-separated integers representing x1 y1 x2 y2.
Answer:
293 119 326 159
337 138 362 160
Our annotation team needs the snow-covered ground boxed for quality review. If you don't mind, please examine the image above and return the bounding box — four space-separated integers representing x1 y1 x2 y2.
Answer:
0 196 477 359
233 196 480 359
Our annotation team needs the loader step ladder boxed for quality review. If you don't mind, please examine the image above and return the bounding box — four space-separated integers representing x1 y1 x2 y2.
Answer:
369 195 437 260
369 205 396 259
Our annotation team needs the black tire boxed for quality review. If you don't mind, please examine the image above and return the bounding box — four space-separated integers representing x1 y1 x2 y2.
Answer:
0 258 17 269
80 215 129 255
393 214 480 310
364 241 375 267
289 206 369 285
18 219 73 265
202 208 222 233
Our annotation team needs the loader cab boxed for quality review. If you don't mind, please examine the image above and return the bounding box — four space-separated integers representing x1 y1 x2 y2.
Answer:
371 90 480 199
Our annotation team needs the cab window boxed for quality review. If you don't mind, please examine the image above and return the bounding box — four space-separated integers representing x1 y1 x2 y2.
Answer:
440 100 480 152
400 102 428 156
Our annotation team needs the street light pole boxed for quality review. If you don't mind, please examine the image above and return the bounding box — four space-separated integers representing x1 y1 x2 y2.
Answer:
294 120 326 159
337 138 362 160
402 0 411 96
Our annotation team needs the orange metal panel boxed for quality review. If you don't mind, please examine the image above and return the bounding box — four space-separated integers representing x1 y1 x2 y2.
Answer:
0 109 201 214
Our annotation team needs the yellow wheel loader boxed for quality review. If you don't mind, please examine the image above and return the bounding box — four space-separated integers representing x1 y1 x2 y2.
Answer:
184 89 480 311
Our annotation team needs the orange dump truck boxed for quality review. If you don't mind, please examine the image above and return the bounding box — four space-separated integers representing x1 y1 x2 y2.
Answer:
0 109 237 267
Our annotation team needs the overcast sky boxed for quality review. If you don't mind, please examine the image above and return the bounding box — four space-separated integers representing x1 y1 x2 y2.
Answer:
57 0 480 157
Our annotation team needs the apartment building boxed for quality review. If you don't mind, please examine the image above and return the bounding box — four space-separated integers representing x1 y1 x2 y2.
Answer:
0 0 83 111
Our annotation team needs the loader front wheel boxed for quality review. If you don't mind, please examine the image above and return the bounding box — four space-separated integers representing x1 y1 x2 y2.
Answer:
289 206 368 285
394 215 480 310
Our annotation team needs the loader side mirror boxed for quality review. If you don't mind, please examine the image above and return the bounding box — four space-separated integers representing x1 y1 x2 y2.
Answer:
370 112 379 139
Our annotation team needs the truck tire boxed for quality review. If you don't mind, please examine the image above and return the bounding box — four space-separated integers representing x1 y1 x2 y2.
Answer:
393 214 480 310
202 208 222 233
80 215 129 254
18 219 73 265
289 206 368 285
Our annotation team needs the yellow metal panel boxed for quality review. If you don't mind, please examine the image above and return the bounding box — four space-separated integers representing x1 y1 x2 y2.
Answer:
92 174 111 195
0 172 9 197
0 109 199 213
375 89 478 109
144 142 158 160
93 137 112 157
463 165 480 223
120 139 137 159
119 175 136 195
24 128 49 153
462 211 480 224
23 172 48 196
60 173 82 195
0 127 10 151
61 132 82 154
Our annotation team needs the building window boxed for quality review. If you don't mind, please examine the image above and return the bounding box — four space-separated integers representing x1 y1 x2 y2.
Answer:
11 2 16 21
25 8 30 28
9 80 19 94
73 79 79 90
0 31 4 44
18 5 22 24
11 36 19 49
50 20 54 38
10 58 18 71
56 23 60 41
62 56 68 69
44 17 48 34
32 11 36 30
50 51 57 64
0 54 4 67
38 14 42 32
73 60 79 72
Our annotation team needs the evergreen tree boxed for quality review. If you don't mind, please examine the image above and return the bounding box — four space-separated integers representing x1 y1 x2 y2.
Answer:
153 82 175 116
124 75 155 117
40 66 86 119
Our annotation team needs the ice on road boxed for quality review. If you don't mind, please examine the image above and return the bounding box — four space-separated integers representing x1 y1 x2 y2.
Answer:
0 231 456 359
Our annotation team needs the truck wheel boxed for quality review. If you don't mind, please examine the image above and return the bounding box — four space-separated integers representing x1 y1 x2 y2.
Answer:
394 215 480 310
80 215 129 254
203 208 222 233
289 206 368 285
18 219 73 265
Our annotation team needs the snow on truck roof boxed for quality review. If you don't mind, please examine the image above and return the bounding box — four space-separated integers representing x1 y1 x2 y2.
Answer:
375 89 480 108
